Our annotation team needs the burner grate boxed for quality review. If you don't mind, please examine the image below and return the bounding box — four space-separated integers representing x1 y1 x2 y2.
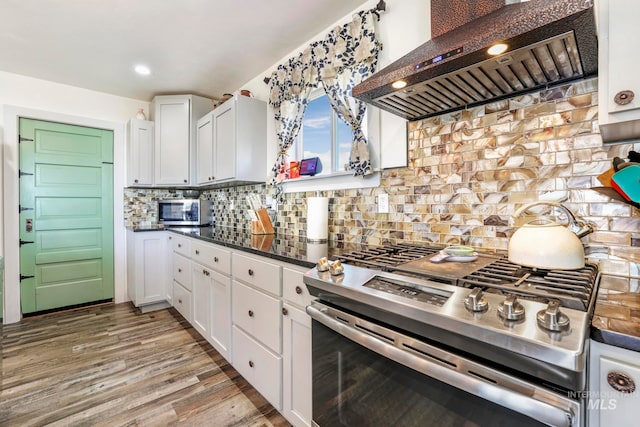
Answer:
460 260 599 311
334 244 441 270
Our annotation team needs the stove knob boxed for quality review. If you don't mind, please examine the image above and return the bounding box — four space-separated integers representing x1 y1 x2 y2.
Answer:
537 300 570 332
464 288 488 312
329 260 344 276
317 257 330 272
498 295 525 321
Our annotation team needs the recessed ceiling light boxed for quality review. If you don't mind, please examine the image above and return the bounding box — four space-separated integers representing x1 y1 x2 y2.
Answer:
134 64 151 76
487 43 508 56
392 80 407 89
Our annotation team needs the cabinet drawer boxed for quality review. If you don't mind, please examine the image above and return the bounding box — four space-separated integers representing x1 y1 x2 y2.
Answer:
232 325 282 410
173 281 192 322
232 280 281 353
170 234 191 257
232 252 281 295
282 267 314 308
192 241 231 275
173 253 192 290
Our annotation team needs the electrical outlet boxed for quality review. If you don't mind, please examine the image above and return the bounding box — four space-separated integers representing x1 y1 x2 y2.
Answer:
377 193 389 213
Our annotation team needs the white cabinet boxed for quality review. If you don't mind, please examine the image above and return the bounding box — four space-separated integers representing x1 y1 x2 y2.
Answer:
282 267 313 427
127 119 154 186
150 94 212 186
191 262 211 338
231 251 283 410
196 113 214 184
589 339 640 426
126 230 170 307
191 240 232 360
169 233 193 322
208 95 267 185
232 325 282 409
598 0 640 127
209 269 231 361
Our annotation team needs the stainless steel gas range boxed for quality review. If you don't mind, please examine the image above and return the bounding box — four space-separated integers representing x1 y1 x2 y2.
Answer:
303 243 600 427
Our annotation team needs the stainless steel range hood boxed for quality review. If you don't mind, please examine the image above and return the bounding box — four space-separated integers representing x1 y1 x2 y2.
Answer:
353 0 598 121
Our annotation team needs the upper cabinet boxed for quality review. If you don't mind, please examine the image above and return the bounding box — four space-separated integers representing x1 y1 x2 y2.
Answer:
598 0 640 139
195 95 267 186
150 94 212 186
127 118 154 186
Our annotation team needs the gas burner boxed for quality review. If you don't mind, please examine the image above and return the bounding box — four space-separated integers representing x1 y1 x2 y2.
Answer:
333 243 441 270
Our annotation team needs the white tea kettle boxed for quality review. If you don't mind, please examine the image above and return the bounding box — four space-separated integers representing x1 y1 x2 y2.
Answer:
508 202 593 270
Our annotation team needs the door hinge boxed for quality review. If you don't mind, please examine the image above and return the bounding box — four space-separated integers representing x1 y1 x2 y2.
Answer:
19 239 34 246
19 169 34 177
19 204 34 213
20 274 35 281
19 135 34 143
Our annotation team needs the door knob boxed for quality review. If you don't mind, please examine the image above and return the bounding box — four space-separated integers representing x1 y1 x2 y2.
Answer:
26 218 33 232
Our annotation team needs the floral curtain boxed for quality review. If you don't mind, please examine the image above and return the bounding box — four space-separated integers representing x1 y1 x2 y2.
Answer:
267 10 381 194
319 11 379 176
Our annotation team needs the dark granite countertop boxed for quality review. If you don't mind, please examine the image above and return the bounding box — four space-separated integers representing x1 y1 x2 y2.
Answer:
163 226 640 352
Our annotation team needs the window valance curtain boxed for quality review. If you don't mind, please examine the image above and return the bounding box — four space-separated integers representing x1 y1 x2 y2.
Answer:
267 9 381 192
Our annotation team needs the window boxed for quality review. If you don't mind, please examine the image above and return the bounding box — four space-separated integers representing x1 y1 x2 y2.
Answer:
289 89 364 176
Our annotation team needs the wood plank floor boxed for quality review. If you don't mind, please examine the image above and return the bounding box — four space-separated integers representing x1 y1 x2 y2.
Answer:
0 302 292 427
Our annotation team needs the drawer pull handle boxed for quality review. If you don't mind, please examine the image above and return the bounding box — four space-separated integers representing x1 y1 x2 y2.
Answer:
205 270 210 276
214 256 219 263
178 268 182 273
295 286 303 295
183 179 188 183
134 179 139 183
282 307 288 316
249 360 254 368
178 299 182 304
248 269 254 276
195 249 200 255
248 310 254 317
608 371 636 393
178 244 182 248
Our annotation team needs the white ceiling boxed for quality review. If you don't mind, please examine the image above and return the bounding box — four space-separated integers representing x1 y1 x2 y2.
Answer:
0 0 367 101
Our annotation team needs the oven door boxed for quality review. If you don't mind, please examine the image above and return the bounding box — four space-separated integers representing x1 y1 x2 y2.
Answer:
307 301 582 427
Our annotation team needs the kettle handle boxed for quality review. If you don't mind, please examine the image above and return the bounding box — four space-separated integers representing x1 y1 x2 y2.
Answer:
513 201 594 238
512 201 575 222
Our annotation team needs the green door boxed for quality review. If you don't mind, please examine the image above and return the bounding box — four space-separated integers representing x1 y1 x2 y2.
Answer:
19 118 114 314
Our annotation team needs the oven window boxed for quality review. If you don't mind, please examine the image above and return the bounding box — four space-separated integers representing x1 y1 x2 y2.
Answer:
312 321 547 427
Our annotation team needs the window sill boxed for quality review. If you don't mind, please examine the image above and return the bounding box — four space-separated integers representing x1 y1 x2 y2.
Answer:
281 170 381 193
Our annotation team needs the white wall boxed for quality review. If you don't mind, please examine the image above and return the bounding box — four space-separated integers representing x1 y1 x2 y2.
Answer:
238 0 431 173
1 70 149 323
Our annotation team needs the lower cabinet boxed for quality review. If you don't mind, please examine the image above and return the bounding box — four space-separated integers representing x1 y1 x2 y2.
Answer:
589 340 640 426
126 230 170 308
232 325 283 409
165 233 312 426
209 270 231 361
191 262 211 338
282 302 312 427
172 280 192 322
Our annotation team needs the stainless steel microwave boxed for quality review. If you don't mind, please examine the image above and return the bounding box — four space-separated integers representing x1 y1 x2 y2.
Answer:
158 199 211 226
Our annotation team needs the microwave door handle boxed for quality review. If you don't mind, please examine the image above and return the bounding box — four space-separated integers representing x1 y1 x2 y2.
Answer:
306 303 579 427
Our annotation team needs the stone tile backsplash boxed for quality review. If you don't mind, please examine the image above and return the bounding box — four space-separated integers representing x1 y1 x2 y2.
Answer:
125 77 639 288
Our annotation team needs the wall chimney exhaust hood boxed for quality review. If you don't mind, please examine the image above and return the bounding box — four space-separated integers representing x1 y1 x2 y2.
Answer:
352 0 598 121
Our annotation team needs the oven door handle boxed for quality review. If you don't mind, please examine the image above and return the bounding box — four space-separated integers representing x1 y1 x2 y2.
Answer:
307 303 580 427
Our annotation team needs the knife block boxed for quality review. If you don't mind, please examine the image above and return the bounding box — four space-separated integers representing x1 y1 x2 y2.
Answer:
251 208 275 235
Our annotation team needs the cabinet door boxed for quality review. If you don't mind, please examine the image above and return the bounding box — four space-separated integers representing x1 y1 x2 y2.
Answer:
127 230 169 306
599 0 640 124
191 263 211 338
173 280 192 322
213 101 236 182
127 119 154 186
196 112 214 184
209 270 231 361
154 97 190 185
282 303 312 427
